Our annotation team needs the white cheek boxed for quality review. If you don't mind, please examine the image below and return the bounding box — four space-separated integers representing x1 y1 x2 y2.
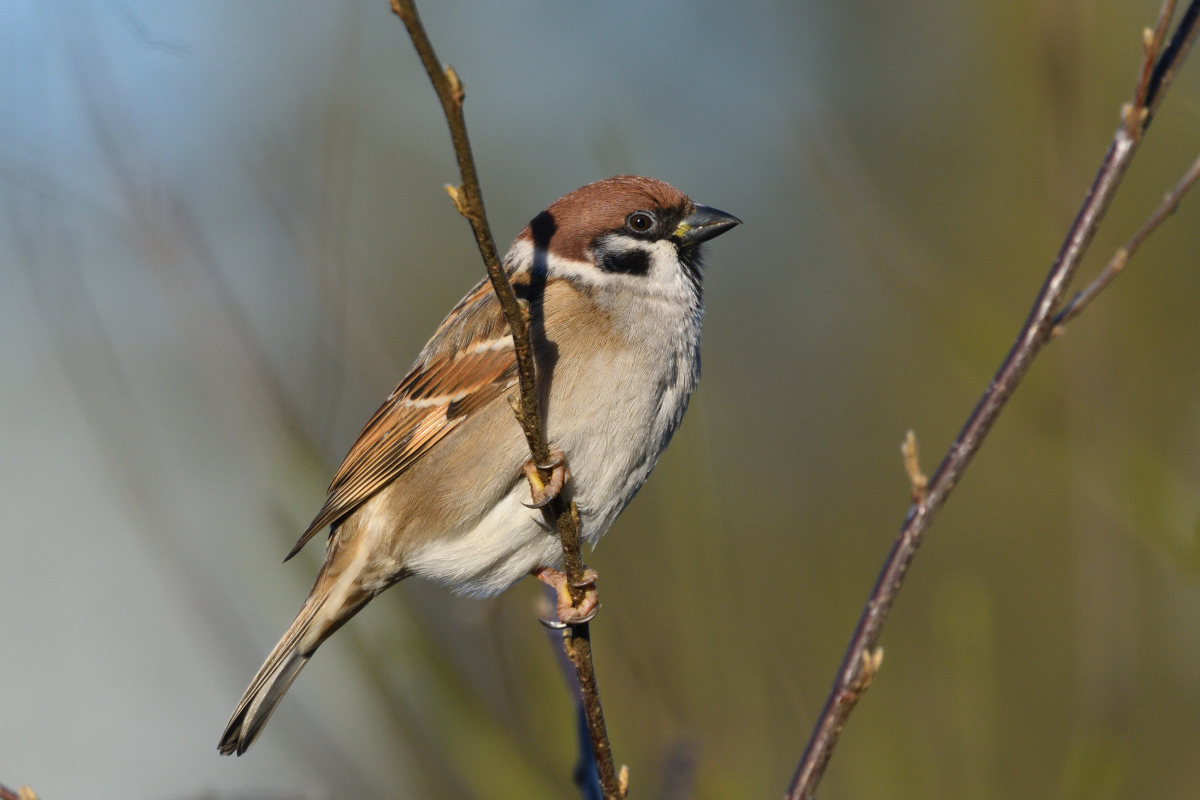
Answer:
646 239 687 284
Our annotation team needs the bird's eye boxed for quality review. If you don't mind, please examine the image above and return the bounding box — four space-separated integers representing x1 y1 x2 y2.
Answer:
627 212 655 233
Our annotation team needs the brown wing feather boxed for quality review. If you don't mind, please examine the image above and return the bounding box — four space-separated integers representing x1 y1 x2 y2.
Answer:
285 279 517 560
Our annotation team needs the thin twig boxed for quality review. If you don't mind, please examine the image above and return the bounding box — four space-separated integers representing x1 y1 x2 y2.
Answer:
386 2 621 797
1144 1 1200 121
540 585 604 800
1133 0 1176 110
385 0 541 461
1052 152 1200 335
785 4 1200 799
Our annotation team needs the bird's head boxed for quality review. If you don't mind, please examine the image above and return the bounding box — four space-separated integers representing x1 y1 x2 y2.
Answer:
509 176 740 299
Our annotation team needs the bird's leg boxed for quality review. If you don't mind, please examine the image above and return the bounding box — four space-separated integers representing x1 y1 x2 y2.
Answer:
535 566 600 626
522 449 569 509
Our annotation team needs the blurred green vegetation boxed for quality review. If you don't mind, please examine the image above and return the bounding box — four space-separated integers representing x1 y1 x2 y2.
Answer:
3 1 1200 799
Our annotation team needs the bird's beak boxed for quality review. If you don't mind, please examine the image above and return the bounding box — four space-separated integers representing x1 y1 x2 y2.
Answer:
673 204 742 245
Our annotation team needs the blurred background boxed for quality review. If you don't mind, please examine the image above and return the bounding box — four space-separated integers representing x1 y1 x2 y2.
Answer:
2 1 1200 798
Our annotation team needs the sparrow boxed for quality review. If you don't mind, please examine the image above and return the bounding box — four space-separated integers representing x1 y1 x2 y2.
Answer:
219 175 740 755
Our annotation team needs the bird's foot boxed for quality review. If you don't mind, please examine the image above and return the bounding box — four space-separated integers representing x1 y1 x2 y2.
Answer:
523 449 569 509
535 566 599 626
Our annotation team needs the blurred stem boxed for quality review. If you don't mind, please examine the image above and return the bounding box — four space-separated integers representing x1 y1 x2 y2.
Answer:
786 3 1200 798
386 2 621 798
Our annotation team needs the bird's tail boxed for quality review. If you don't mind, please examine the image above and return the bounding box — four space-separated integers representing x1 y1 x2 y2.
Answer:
219 589 335 756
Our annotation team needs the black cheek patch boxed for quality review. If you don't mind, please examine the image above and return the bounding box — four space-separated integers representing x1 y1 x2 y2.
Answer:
598 248 651 276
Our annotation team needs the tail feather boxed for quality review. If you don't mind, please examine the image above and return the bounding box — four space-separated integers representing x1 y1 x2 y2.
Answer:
218 595 328 756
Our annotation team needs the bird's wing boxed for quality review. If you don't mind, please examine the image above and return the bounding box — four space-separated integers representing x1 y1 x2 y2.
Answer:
286 278 518 560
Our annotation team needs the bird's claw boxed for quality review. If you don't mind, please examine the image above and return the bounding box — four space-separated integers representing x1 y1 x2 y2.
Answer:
535 566 600 626
523 450 569 509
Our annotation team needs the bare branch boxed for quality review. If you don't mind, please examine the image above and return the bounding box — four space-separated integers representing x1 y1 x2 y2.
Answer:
1052 152 1200 335
385 0 543 463
785 4 1200 799
1144 1 1200 120
1133 0 1176 111
386 1 621 797
539 586 603 800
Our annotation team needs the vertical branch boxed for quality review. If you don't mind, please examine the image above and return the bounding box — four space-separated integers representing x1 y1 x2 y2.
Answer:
385 0 544 463
785 3 1200 799
386 2 622 798
542 585 604 800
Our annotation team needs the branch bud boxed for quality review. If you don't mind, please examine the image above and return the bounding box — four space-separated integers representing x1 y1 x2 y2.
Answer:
444 184 470 218
1111 247 1130 274
844 647 884 702
1121 102 1148 131
901 430 928 504
444 64 465 104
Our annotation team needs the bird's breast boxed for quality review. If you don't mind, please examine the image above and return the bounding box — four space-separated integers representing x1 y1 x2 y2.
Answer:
543 303 702 542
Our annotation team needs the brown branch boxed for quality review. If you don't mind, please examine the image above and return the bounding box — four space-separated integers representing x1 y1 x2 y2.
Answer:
539 586 603 800
1144 0 1200 121
785 3 1200 799
386 0 541 462
1052 152 1200 336
386 2 622 798
1134 0 1176 110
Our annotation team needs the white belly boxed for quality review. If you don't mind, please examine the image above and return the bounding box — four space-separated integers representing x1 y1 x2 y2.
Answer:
402 488 563 596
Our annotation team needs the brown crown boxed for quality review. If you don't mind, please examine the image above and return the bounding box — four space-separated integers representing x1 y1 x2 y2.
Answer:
515 176 693 262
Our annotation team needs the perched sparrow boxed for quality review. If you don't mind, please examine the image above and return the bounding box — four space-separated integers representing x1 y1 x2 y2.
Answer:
219 175 739 755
